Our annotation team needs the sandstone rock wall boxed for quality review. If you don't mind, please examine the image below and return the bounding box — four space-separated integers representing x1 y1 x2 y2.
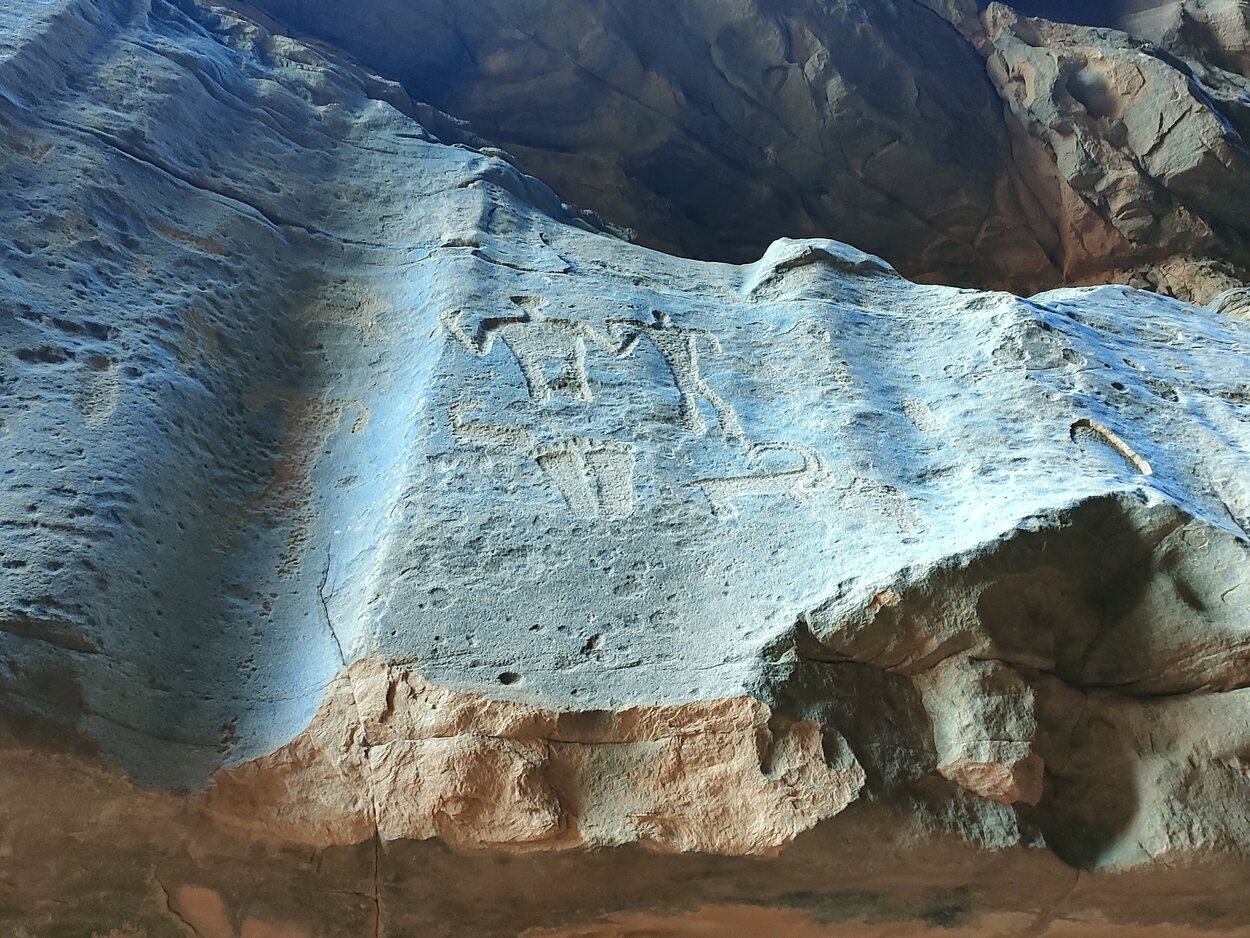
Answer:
2 0 1250 935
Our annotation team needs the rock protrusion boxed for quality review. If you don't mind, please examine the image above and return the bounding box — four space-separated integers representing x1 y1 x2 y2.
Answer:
205 661 866 855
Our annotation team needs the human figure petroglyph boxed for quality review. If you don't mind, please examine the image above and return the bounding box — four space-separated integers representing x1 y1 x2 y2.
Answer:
448 399 636 519
440 297 618 404
694 442 830 517
609 310 745 440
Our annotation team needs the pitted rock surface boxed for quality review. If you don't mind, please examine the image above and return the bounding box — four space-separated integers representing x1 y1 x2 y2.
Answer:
3 0 1250 935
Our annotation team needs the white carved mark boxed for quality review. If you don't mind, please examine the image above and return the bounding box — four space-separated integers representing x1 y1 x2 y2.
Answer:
694 442 830 517
535 438 636 520
449 398 536 451
1070 417 1153 475
441 297 618 404
448 400 636 519
580 440 637 519
611 310 745 440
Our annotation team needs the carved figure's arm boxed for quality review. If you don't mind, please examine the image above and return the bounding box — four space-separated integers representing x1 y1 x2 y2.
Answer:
579 322 622 352
606 318 645 357
439 308 489 355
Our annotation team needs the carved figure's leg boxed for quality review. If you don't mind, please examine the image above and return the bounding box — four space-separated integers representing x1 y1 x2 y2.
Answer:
535 443 598 518
696 378 745 440
584 443 636 519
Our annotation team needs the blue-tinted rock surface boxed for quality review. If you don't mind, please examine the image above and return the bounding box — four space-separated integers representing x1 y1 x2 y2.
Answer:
3 1 1250 934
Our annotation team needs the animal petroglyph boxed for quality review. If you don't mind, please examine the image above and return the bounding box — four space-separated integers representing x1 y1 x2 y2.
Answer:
441 297 618 404
448 400 636 519
611 310 745 440
694 442 830 517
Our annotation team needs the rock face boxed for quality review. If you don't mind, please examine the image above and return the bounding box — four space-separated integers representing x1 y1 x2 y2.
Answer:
245 0 1058 288
205 660 865 854
977 2 1250 300
2 0 1250 936
247 0 1250 300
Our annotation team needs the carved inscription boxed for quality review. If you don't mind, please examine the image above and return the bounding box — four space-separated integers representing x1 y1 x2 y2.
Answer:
694 443 831 517
441 301 831 520
535 438 636 520
450 400 636 519
441 297 617 404
611 310 745 440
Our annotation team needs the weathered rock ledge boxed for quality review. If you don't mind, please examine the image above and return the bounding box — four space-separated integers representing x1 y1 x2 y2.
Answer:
204 659 864 854
248 0 1250 300
2 0 1250 934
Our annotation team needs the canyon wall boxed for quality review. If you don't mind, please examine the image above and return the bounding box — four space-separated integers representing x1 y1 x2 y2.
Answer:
249 0 1250 300
1 0 1249 935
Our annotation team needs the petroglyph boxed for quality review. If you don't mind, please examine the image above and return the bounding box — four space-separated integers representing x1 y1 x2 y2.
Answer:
535 438 636 519
1070 417 1153 475
534 443 600 518
611 310 745 440
447 400 636 519
581 443 636 518
448 398 535 452
441 297 618 404
694 442 830 517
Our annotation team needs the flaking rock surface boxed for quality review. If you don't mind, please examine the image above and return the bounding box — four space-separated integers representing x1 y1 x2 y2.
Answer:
3 1 1250 935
